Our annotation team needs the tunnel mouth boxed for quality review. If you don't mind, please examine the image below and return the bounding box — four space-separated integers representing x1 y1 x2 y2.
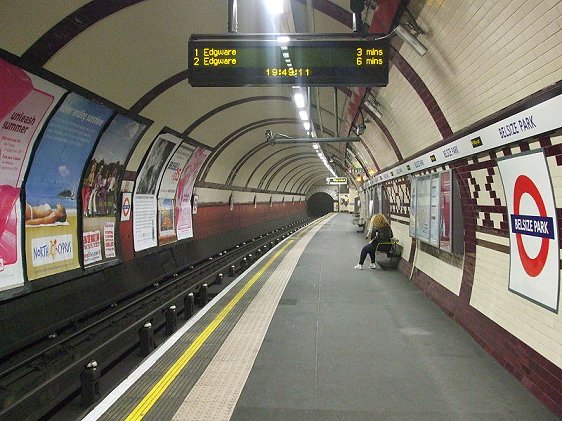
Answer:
307 192 334 217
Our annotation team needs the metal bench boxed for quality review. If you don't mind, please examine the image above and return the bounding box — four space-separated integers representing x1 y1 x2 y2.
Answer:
374 239 402 269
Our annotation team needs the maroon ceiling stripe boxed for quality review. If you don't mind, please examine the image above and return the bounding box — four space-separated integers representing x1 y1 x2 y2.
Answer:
389 47 453 139
199 118 297 182
226 143 270 185
369 0 402 33
277 161 317 191
129 70 189 115
184 96 292 136
257 153 317 189
21 0 147 66
359 138 380 171
363 108 403 161
296 172 327 193
229 145 304 186
294 0 353 28
334 0 452 165
283 163 326 192
263 155 319 190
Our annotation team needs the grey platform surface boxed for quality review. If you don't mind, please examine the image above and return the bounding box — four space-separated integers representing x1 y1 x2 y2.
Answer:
231 213 556 420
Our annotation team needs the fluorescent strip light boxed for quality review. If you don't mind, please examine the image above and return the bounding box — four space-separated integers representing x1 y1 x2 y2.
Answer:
395 24 427 56
293 92 305 108
283 52 289 58
364 101 382 119
265 0 284 15
299 110 308 121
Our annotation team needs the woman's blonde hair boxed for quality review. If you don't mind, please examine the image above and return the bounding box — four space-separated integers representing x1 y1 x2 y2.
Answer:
370 213 389 229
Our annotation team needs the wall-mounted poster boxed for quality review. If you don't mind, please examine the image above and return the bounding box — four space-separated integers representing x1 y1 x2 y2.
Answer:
24 93 112 280
175 147 210 240
498 150 559 312
133 133 181 251
193 194 199 214
409 177 417 237
0 59 65 290
429 173 441 248
415 175 431 243
82 114 145 266
157 143 196 244
376 185 383 215
439 171 452 252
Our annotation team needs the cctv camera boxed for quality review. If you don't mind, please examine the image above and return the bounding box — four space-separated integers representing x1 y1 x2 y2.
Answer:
355 123 366 136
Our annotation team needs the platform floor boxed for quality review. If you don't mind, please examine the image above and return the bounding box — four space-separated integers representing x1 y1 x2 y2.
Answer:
83 213 556 420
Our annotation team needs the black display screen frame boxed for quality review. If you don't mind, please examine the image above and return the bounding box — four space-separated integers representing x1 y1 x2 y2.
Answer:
188 34 389 87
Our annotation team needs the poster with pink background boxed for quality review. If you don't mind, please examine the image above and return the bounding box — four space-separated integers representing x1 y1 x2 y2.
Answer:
175 147 209 240
0 59 65 290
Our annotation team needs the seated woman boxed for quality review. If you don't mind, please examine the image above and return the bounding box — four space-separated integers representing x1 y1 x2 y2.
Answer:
25 203 67 225
354 213 393 270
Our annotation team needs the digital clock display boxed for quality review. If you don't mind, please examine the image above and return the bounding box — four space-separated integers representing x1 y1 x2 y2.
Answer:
188 35 389 87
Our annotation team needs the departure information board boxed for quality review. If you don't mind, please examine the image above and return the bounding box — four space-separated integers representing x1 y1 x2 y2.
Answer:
188 35 389 87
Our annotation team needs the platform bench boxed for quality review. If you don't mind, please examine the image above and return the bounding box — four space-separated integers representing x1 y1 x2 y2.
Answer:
374 239 402 270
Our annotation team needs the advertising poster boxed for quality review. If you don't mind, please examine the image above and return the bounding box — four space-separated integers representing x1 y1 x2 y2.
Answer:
175 147 210 240
439 171 452 252
193 194 199 214
24 93 112 280
82 114 145 266
103 222 116 258
429 173 441 247
498 151 560 312
415 175 431 243
409 177 417 237
0 59 65 290
158 199 175 239
158 143 196 244
83 231 102 265
133 133 181 251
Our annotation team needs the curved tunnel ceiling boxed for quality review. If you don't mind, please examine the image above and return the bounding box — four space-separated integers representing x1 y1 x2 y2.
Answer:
2 0 561 193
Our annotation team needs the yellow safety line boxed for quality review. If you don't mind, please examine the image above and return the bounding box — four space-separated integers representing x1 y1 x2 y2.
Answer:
124 240 294 421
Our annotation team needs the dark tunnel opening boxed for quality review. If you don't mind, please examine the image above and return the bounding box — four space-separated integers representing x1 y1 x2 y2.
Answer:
307 192 334 217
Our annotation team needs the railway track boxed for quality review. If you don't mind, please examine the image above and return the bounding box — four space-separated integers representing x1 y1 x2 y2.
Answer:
0 219 311 421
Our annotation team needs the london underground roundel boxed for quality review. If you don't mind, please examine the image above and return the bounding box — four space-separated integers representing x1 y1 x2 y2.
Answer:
498 150 559 312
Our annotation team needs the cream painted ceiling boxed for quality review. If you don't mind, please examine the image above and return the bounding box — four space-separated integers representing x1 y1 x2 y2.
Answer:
1 0 561 194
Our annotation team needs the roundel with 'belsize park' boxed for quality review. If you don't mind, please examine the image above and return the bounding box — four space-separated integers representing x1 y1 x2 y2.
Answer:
498 150 559 312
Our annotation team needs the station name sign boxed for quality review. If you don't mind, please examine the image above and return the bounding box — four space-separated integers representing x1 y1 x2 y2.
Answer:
188 34 389 87
327 177 347 185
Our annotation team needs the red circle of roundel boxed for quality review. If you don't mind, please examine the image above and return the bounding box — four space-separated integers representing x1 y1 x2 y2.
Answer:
122 197 130 216
513 175 548 277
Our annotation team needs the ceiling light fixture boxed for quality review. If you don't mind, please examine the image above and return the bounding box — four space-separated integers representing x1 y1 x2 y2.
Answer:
265 0 284 15
394 23 427 56
364 100 382 119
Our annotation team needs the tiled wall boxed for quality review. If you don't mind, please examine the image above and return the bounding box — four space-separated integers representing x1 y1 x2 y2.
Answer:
410 0 562 134
379 129 562 416
364 1 562 192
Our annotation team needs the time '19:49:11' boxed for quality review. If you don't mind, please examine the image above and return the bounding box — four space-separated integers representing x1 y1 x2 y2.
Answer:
266 68 311 77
